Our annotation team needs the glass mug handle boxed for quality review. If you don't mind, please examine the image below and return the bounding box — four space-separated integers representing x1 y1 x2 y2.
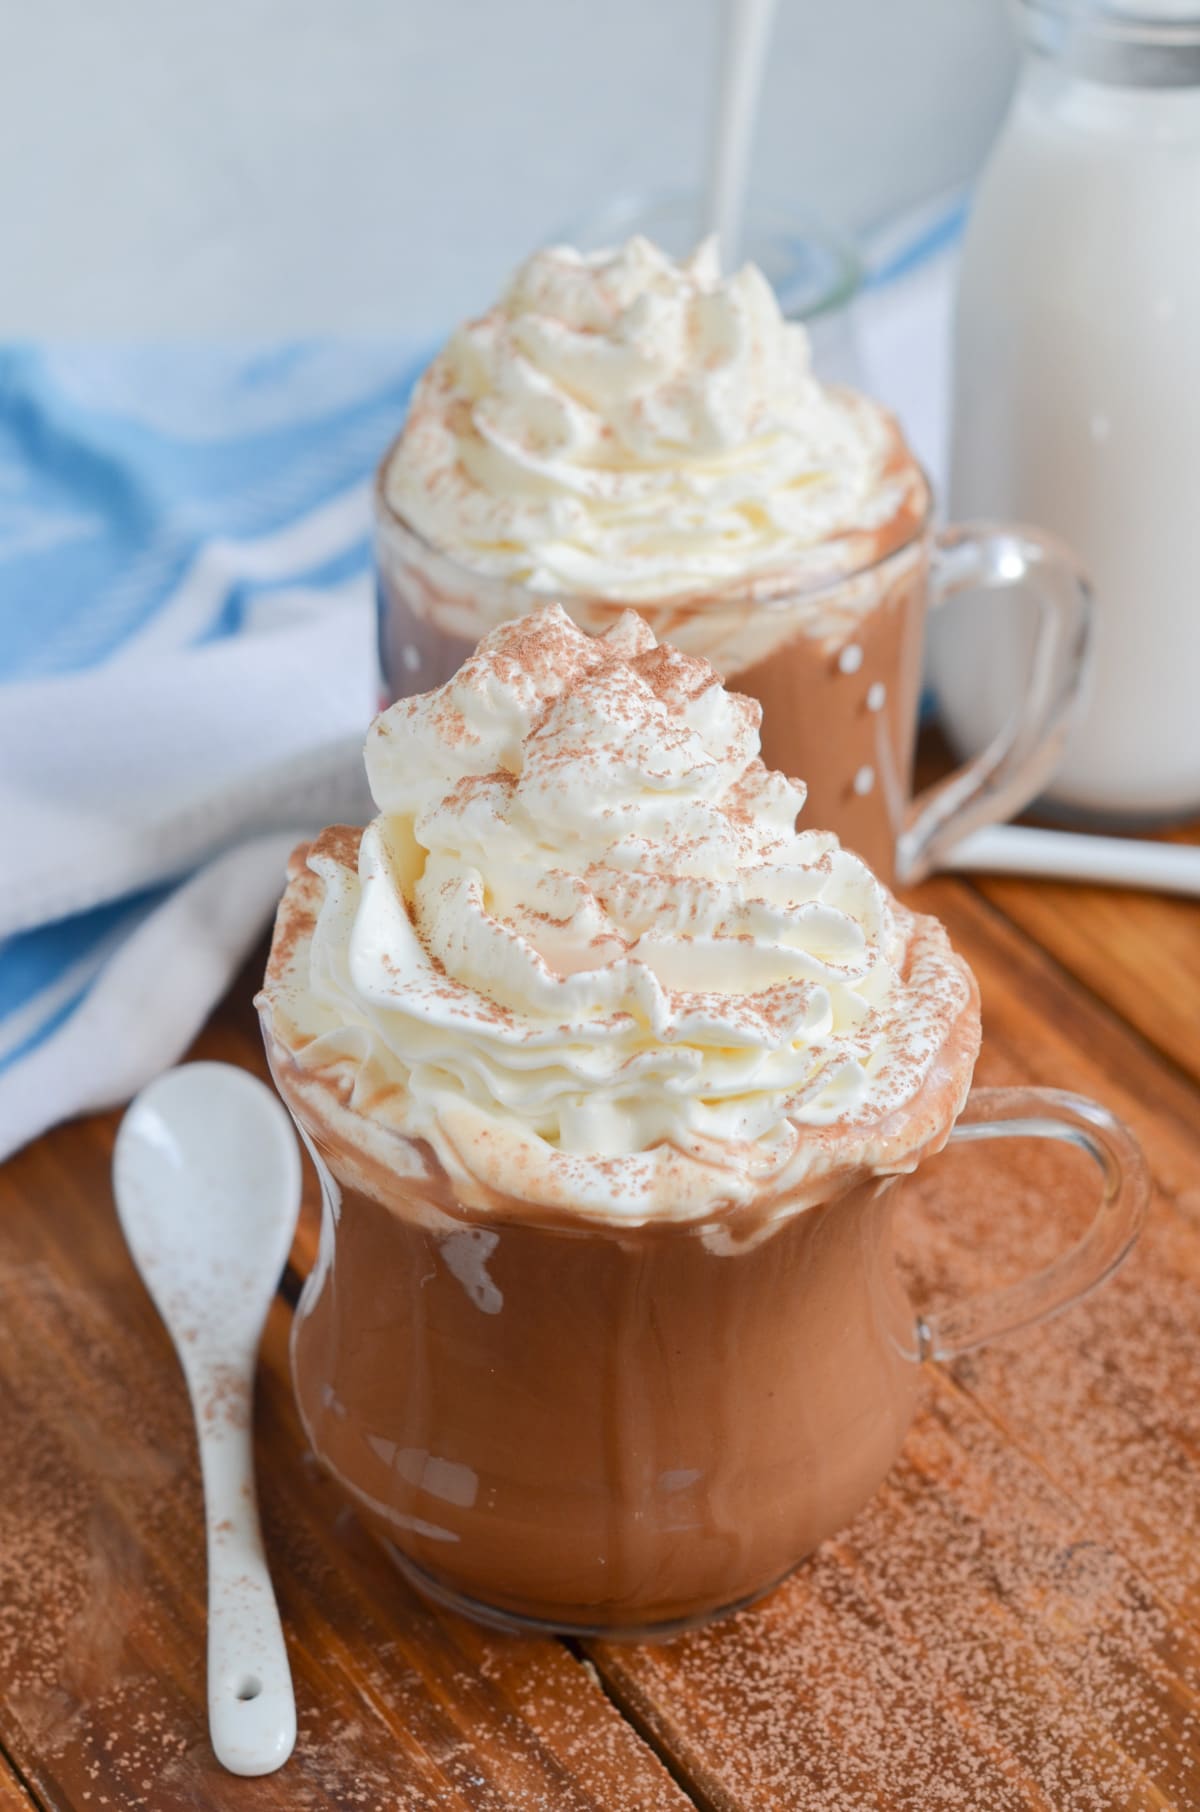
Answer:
896 523 1093 885
915 1086 1148 1362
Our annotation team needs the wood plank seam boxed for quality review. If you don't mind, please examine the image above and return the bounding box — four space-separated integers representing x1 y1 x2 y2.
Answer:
568 1655 734 1812
0 1740 45 1812
560 1644 711 1812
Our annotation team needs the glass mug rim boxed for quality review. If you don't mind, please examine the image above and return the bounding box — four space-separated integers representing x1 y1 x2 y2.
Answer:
276 1062 1143 1279
371 425 935 614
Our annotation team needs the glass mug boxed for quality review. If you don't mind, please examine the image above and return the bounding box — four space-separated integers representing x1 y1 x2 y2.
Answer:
375 459 1092 886
270 1051 1146 1640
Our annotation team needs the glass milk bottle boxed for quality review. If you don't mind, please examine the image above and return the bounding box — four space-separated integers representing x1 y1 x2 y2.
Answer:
931 1 1200 822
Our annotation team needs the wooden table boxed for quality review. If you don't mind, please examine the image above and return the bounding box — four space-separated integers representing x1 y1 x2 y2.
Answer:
2 848 1199 1811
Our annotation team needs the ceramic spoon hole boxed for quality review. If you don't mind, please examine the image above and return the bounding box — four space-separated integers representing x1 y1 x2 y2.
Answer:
236 1676 263 1703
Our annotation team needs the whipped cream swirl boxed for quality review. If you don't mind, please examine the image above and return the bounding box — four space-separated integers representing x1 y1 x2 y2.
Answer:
385 236 908 603
263 608 977 1222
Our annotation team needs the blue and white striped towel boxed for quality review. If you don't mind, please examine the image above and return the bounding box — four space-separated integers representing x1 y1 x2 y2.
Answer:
0 207 960 1164
0 341 427 1158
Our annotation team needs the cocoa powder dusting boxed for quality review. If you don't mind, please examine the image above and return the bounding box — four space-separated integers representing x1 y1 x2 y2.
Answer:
0 1266 195 1791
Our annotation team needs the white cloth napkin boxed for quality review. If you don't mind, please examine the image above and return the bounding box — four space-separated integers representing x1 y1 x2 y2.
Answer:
0 584 377 1158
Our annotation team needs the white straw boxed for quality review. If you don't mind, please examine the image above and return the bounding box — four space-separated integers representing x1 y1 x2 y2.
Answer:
943 824 1200 898
704 0 780 269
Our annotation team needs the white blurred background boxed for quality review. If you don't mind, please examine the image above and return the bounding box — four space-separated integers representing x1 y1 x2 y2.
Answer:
0 0 1016 337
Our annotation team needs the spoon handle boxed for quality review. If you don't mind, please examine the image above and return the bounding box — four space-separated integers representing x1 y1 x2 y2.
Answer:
191 1362 297 1777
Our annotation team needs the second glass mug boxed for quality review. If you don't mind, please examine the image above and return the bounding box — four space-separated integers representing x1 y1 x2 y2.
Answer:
275 1059 1145 1640
374 454 1092 886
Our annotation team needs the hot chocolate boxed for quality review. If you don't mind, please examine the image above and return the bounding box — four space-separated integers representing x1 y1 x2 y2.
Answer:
258 606 984 1632
376 236 930 879
265 1091 925 1630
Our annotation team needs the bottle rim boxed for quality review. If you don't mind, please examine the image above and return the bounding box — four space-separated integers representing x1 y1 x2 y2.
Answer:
1018 0 1200 83
1022 0 1200 36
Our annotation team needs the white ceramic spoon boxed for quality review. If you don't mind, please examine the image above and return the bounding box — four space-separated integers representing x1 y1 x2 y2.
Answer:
113 1061 301 1777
